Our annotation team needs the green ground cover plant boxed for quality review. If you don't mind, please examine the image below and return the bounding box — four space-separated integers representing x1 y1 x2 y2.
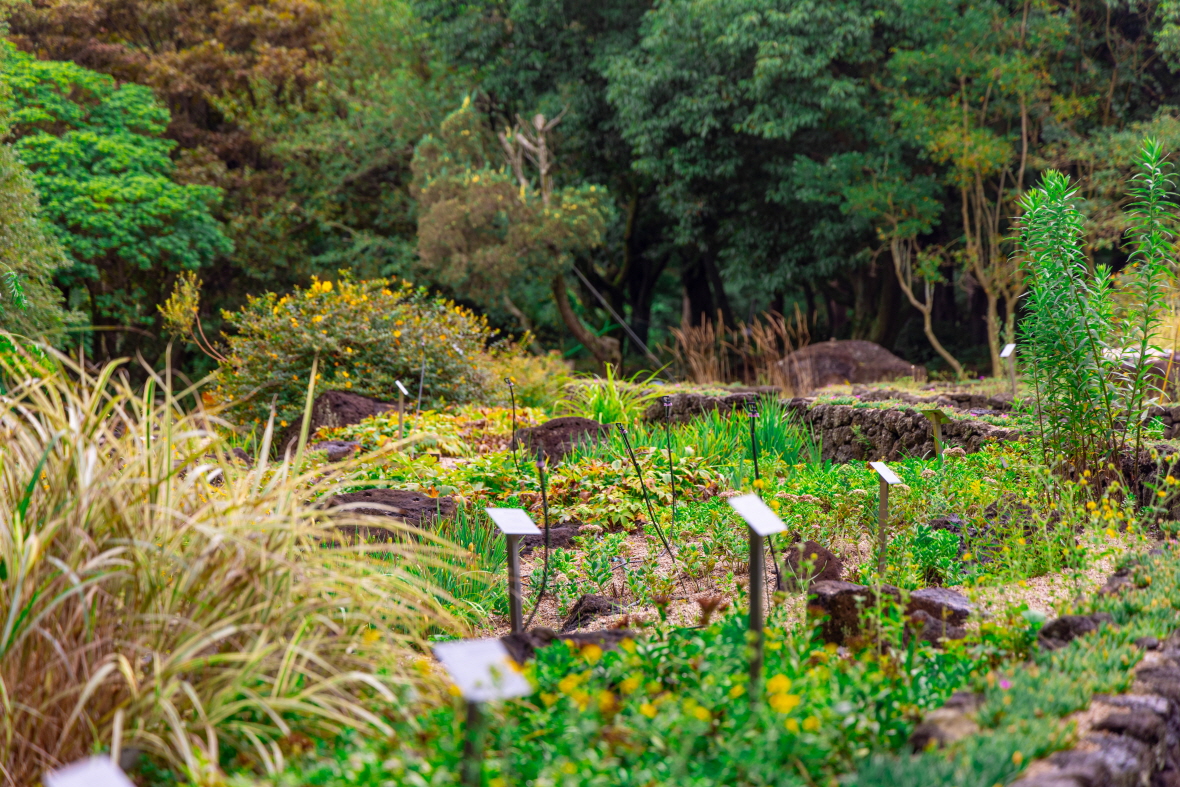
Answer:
229 599 1034 787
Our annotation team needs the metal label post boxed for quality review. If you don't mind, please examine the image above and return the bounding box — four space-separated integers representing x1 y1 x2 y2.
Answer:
434 638 533 787
485 508 541 634
1000 342 1017 401
920 408 950 465
395 380 410 439
869 462 902 577
728 494 787 693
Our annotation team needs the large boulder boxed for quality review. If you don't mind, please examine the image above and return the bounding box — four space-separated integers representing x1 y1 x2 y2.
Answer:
324 488 455 540
512 417 611 462
283 390 395 452
779 340 924 391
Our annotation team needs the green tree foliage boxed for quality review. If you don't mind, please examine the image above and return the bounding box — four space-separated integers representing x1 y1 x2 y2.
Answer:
0 42 231 354
411 98 618 364
217 275 494 427
0 142 74 339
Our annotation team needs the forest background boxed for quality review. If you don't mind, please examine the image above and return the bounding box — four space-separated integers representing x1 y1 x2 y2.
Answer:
3 0 1179 378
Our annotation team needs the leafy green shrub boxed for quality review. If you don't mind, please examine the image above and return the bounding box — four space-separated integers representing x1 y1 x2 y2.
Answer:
216 275 495 426
908 522 964 586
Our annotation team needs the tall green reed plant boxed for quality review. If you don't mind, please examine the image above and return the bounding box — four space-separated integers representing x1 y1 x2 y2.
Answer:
1019 139 1177 479
559 363 663 424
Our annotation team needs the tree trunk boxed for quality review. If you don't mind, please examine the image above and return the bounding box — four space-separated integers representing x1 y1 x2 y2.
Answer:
551 275 620 369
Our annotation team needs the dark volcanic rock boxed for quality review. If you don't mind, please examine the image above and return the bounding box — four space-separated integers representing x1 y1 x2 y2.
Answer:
500 627 636 664
521 524 581 554
905 609 967 647
907 587 973 626
779 339 924 391
640 389 775 424
1038 613 1114 651
807 580 900 645
325 488 456 538
310 440 362 462
561 594 624 632
512 417 611 462
783 399 1021 463
909 691 983 751
284 390 395 452
780 540 843 589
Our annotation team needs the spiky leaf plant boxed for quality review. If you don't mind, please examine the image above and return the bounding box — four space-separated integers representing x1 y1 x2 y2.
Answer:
0 342 465 785
1019 139 1177 479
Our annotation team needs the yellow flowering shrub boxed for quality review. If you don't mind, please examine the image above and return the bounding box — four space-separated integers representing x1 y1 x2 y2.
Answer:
215 274 494 426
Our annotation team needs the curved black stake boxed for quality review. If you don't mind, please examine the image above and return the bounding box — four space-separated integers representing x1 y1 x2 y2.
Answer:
523 457 551 630
663 396 676 531
617 424 677 565
506 378 520 475
746 400 782 591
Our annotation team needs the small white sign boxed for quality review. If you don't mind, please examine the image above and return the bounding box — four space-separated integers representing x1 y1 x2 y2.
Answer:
485 507 541 535
45 758 134 787
920 407 949 423
870 461 903 485
1000 343 1016 359
433 638 533 702
395 380 410 396
728 494 787 537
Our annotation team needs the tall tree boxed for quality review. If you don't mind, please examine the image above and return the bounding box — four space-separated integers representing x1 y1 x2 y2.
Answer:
1 43 231 358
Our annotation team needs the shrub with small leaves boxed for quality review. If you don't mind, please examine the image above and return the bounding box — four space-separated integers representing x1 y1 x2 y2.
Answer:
215 274 495 426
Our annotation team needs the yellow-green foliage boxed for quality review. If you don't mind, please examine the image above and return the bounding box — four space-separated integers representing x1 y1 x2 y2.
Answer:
0 345 464 784
216 274 494 426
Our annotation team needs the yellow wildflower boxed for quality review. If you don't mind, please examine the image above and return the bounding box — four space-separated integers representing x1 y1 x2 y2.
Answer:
639 703 657 718
802 716 820 731
769 693 801 714
766 674 791 693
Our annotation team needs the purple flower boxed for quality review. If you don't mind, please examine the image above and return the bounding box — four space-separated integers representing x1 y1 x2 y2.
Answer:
999 679 1012 690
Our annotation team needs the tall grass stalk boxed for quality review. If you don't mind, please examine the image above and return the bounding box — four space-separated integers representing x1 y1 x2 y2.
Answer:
0 344 464 785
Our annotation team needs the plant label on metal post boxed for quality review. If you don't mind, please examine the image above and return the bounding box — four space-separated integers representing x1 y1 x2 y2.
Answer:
434 638 533 787
920 408 950 464
486 508 541 635
395 380 410 439
45 758 135 787
1000 343 1017 400
869 462 902 577
728 493 786 692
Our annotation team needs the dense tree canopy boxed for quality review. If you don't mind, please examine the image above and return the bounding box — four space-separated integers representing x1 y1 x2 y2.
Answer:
4 0 1180 374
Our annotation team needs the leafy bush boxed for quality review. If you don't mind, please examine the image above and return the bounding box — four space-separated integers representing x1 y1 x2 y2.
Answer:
0 344 464 784
216 275 495 426
485 342 574 410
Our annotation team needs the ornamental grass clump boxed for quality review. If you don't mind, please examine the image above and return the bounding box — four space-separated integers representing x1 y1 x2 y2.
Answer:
216 274 494 428
0 344 464 786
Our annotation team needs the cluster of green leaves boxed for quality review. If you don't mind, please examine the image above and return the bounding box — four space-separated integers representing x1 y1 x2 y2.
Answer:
232 603 1010 787
0 42 231 344
216 275 495 427
1019 140 1178 477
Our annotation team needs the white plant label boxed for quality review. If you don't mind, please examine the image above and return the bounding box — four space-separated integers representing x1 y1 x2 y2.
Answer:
1000 343 1016 359
45 758 134 787
395 380 410 396
485 507 541 535
728 494 787 537
433 638 532 702
870 461 902 485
